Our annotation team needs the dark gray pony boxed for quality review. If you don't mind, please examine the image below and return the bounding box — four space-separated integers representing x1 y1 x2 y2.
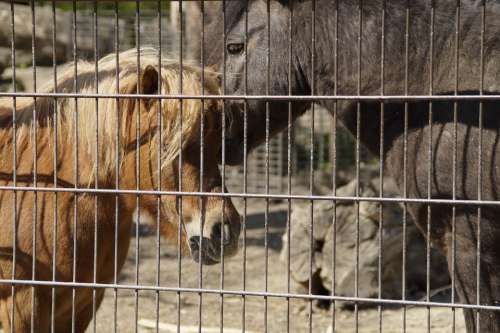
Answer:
203 1 500 332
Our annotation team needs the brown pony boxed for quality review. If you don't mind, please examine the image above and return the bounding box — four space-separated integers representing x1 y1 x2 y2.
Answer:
0 48 241 332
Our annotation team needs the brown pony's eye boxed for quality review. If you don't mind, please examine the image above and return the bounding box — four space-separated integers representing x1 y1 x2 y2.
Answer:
226 43 244 55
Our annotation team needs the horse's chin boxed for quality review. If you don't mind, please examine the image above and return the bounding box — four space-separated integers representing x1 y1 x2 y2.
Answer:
191 253 220 265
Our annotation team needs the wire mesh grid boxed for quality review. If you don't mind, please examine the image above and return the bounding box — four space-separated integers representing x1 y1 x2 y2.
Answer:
0 1 499 333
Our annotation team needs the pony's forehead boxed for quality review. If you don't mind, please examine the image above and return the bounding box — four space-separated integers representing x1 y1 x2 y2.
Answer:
98 48 217 78
54 47 220 95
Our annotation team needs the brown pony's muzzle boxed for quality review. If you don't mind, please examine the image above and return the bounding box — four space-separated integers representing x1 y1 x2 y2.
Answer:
188 204 241 266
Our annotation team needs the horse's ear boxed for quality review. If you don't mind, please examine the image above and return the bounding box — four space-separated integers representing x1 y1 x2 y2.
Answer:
140 65 159 95
206 64 219 72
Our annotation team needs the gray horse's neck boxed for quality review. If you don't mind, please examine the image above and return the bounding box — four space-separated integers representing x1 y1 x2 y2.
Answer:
293 0 500 155
304 0 500 97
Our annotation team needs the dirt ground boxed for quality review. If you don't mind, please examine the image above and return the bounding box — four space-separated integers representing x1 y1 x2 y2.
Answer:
89 199 466 333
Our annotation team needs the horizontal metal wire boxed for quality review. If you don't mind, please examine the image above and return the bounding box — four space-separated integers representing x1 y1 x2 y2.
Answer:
2 91 500 102
0 278 498 312
0 184 499 206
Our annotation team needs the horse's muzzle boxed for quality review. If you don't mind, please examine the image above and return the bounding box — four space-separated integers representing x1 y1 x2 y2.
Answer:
188 218 241 265
189 236 220 265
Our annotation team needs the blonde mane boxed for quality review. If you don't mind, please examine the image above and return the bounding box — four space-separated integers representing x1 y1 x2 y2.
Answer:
0 48 221 186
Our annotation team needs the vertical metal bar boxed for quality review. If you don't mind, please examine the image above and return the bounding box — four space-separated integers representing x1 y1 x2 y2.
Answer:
50 2 58 332
29 1 37 332
177 1 184 332
113 2 120 333
197 2 205 333
286 1 293 332
135 2 141 333
331 1 339 331
71 1 78 332
452 1 460 332
309 0 316 332
9 1 17 331
92 2 99 332
264 1 270 332
427 2 436 332
220 0 227 330
378 1 386 332
477 1 486 330
355 1 363 331
156 2 162 333
402 1 410 331
242 1 249 332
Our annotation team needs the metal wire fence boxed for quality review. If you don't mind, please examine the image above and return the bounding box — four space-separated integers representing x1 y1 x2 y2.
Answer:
0 1 498 333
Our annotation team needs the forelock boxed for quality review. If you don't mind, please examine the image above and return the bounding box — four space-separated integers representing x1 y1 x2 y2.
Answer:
225 0 248 33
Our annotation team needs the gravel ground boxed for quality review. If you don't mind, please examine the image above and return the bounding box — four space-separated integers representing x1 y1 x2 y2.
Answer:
88 199 466 333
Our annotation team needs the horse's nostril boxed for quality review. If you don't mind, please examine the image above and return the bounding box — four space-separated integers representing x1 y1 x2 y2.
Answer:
211 223 221 240
211 223 231 246
189 236 200 252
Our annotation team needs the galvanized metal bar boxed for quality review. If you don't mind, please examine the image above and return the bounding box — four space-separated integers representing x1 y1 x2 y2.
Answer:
264 0 271 331
308 0 316 332
3 185 500 206
9 1 17 332
29 1 38 332
50 2 59 332
378 1 386 332
197 2 206 333
426 2 436 331
134 2 142 333
402 1 410 331
2 91 500 102
286 1 293 332
354 1 363 331
71 2 79 332
177 2 184 333
0 277 497 311
92 2 99 332
242 1 249 332
113 2 120 333
155 2 163 333
452 1 461 332
220 0 227 330
331 1 339 331
477 1 486 330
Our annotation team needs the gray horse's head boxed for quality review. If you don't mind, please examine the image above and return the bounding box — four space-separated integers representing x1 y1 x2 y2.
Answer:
204 0 312 165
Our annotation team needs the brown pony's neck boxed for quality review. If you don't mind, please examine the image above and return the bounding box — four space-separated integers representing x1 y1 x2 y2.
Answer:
0 101 75 186
0 100 151 190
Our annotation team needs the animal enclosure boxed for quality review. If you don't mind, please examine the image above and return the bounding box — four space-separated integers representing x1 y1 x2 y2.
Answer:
0 1 498 333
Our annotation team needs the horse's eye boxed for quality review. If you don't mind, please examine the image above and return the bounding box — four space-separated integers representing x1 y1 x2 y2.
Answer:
226 43 244 55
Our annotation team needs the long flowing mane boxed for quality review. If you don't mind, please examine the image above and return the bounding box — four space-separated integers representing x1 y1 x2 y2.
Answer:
0 48 221 186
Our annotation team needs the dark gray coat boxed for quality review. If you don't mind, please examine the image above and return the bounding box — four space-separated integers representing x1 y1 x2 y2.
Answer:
204 1 500 332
